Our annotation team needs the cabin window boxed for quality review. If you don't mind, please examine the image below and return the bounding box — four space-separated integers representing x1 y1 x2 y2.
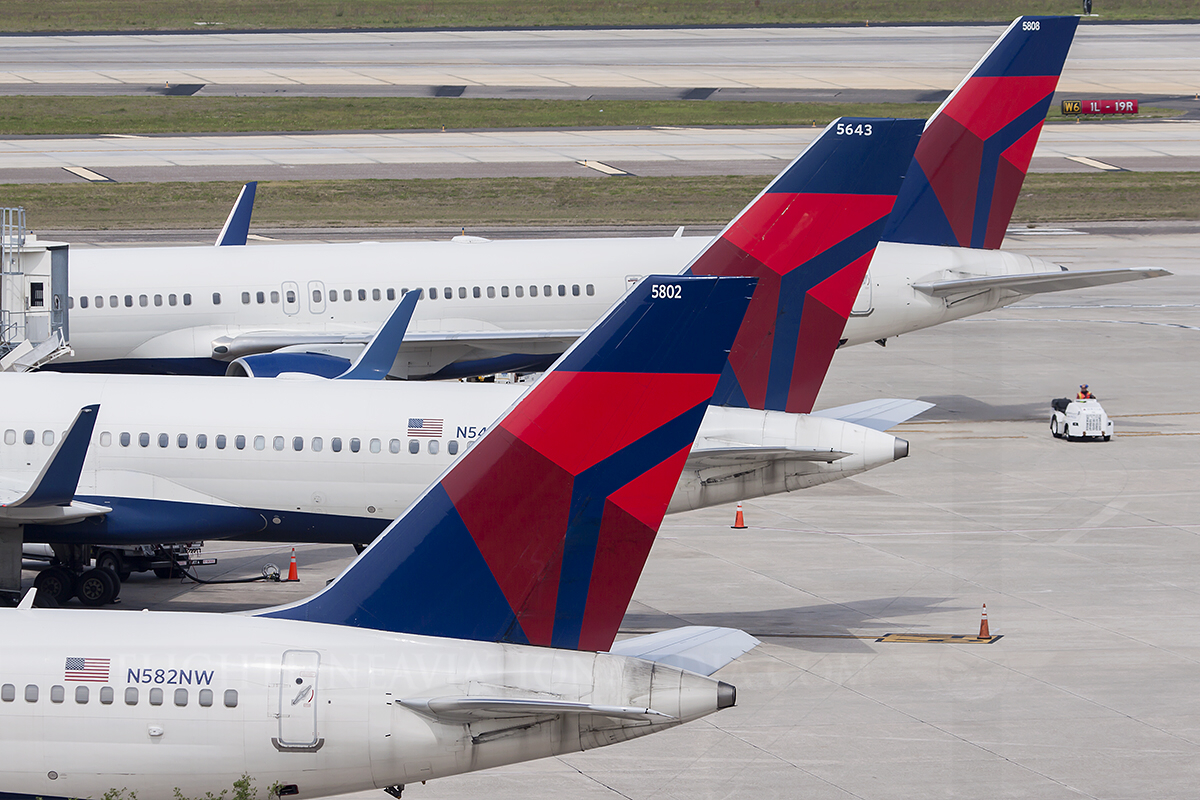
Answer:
444 287 453 300
293 436 303 452
358 289 367 301
408 440 419 454
100 431 112 447
572 284 580 296
95 295 104 308
372 288 381 301
199 689 214 707
23 430 34 445
120 432 131 447
428 287 438 300
386 288 395 301
67 296 74 309
448 440 459 455
178 433 188 449
125 687 138 705
139 294 149 307
389 438 401 454
331 437 342 453
256 291 264 304
51 685 65 704
174 688 188 707
197 434 207 449
428 440 439 455
586 284 595 296
235 435 246 450
311 437 323 452
155 294 163 307
75 686 88 704
110 295 118 308
254 436 266 451
100 687 114 704
502 286 510 298
487 286 495 298
558 285 566 296
149 688 163 705
273 436 284 451
242 292 251 304
213 293 222 305
124 295 133 307
369 438 381 454
349 438 361 453
544 285 552 297
270 291 280 304
472 286 481 298
139 432 150 448
312 289 321 303
343 289 352 302
457 287 466 299
216 434 226 450
80 296 88 309
224 689 239 708
329 289 337 302
25 685 38 702
286 290 296 304
183 293 192 306
158 433 169 448
529 285 537 297
42 430 54 445
0 684 13 701
3 430 14 445
169 294 178 306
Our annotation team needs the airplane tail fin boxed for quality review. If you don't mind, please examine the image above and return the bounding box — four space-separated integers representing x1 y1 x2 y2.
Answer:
881 15 1079 250
262 275 756 652
687 117 922 414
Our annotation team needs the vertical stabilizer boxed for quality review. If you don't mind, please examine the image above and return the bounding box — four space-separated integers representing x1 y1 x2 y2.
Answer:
687 117 922 414
882 16 1079 249
262 275 756 652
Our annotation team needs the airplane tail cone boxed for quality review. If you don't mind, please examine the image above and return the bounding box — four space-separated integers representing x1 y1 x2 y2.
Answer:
978 604 990 639
286 548 299 582
731 502 747 530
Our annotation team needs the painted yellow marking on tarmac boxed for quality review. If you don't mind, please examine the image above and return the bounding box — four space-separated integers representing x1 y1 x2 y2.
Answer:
877 633 1002 644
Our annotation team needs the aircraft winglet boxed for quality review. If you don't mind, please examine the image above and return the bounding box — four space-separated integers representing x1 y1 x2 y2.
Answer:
335 289 420 380
2 404 100 509
260 274 757 652
215 182 257 246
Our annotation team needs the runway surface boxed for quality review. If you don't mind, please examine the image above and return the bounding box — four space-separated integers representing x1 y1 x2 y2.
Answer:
30 226 1199 799
3 119 1198 184
0 23 1196 96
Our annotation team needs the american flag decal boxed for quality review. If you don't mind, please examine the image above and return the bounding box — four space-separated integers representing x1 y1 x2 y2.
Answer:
408 418 444 437
65 657 110 682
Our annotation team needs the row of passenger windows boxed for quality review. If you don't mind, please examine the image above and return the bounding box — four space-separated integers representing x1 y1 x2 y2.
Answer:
3 428 459 456
66 283 597 310
1 682 237 708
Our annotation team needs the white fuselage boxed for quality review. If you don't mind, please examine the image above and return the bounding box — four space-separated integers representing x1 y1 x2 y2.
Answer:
0 608 721 800
58 237 1063 376
1 372 904 545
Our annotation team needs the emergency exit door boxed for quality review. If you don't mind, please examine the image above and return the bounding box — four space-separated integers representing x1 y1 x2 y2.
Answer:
278 650 321 748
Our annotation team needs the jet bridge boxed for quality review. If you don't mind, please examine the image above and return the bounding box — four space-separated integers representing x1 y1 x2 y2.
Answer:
1 207 71 371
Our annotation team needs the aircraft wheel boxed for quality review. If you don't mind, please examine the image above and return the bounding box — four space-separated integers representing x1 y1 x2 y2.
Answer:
34 567 75 606
76 568 118 607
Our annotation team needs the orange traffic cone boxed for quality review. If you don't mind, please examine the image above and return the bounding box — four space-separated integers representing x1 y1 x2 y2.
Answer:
978 604 990 639
731 502 747 529
286 548 299 582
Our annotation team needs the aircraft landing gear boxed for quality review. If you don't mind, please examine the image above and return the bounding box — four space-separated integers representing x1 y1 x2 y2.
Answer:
34 565 76 605
383 786 404 799
76 568 119 607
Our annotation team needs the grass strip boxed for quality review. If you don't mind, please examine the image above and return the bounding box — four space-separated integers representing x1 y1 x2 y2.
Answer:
6 173 1199 231
1 0 1194 32
0 97 946 136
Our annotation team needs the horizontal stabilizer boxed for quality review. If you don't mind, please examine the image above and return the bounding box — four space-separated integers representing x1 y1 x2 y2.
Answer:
913 267 1171 298
812 398 935 431
609 626 760 676
686 445 850 469
335 289 420 380
397 696 672 722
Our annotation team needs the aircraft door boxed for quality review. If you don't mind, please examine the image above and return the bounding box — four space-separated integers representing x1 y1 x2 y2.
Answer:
850 270 873 316
282 281 300 315
307 280 326 314
277 650 321 748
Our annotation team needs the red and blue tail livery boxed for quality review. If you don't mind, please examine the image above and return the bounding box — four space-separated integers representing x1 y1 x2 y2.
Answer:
882 15 1079 250
262 275 756 652
687 117 923 414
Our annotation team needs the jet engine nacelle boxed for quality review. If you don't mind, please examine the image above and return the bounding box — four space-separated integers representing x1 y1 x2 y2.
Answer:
226 351 351 378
